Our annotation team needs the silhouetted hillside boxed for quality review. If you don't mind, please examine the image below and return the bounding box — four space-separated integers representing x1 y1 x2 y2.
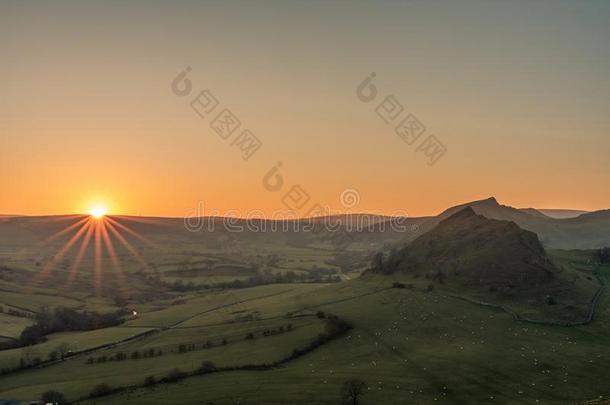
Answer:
370 208 599 322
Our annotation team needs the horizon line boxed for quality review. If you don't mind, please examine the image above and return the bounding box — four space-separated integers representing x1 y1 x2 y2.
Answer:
0 207 601 221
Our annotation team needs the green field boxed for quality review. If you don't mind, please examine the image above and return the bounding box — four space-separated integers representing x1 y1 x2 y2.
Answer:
1 215 610 404
1 262 610 404
0 314 32 340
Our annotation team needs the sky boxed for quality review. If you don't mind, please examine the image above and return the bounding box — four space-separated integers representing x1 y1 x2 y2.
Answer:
1 0 609 217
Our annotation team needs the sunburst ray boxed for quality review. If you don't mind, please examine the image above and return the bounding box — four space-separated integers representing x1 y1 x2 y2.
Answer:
66 221 95 287
94 221 103 298
45 216 90 244
31 218 91 287
100 219 127 295
105 216 153 246
105 220 151 272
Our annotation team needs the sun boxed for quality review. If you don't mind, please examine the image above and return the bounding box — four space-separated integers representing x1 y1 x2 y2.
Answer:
90 206 108 219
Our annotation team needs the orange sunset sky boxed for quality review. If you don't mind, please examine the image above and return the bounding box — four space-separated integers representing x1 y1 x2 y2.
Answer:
1 1 609 218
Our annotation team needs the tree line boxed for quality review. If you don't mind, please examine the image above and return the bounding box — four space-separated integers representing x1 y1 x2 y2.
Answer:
166 271 340 292
44 315 352 403
85 323 294 365
19 306 128 346
0 306 34 319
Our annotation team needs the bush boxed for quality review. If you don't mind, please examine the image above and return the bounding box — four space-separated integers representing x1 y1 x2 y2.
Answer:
341 378 368 405
196 361 217 374
287 316 351 362
392 282 406 289
162 368 187 383
89 383 113 398
597 247 610 263
143 375 156 386
41 390 67 405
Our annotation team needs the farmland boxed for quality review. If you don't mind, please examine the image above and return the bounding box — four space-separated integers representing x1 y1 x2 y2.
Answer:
1 212 610 404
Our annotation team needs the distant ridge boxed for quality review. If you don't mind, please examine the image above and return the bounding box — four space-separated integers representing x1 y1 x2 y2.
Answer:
519 208 549 218
537 209 589 219
1 198 608 249
407 197 610 249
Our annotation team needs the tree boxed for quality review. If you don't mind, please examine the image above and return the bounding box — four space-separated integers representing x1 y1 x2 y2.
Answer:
597 247 610 263
55 342 72 359
89 383 113 398
143 375 156 386
341 379 368 405
385 248 400 272
371 252 384 272
48 350 59 361
41 390 67 405
197 360 216 374
163 368 187 383
21 345 35 366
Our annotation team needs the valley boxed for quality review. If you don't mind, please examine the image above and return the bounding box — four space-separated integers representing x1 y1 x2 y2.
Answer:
1 199 609 403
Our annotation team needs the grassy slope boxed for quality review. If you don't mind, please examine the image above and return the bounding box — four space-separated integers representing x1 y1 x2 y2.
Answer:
0 212 608 404
0 314 33 339
0 327 154 370
0 265 609 404
0 284 330 399
91 270 610 404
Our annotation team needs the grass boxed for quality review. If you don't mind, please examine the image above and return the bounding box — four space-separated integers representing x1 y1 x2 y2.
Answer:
0 314 326 400
1 214 609 404
0 290 84 313
0 326 153 370
1 269 610 403
0 313 33 339
83 270 610 404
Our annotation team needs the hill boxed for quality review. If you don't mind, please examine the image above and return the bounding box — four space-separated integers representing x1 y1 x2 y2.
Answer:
369 208 600 322
408 197 610 249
